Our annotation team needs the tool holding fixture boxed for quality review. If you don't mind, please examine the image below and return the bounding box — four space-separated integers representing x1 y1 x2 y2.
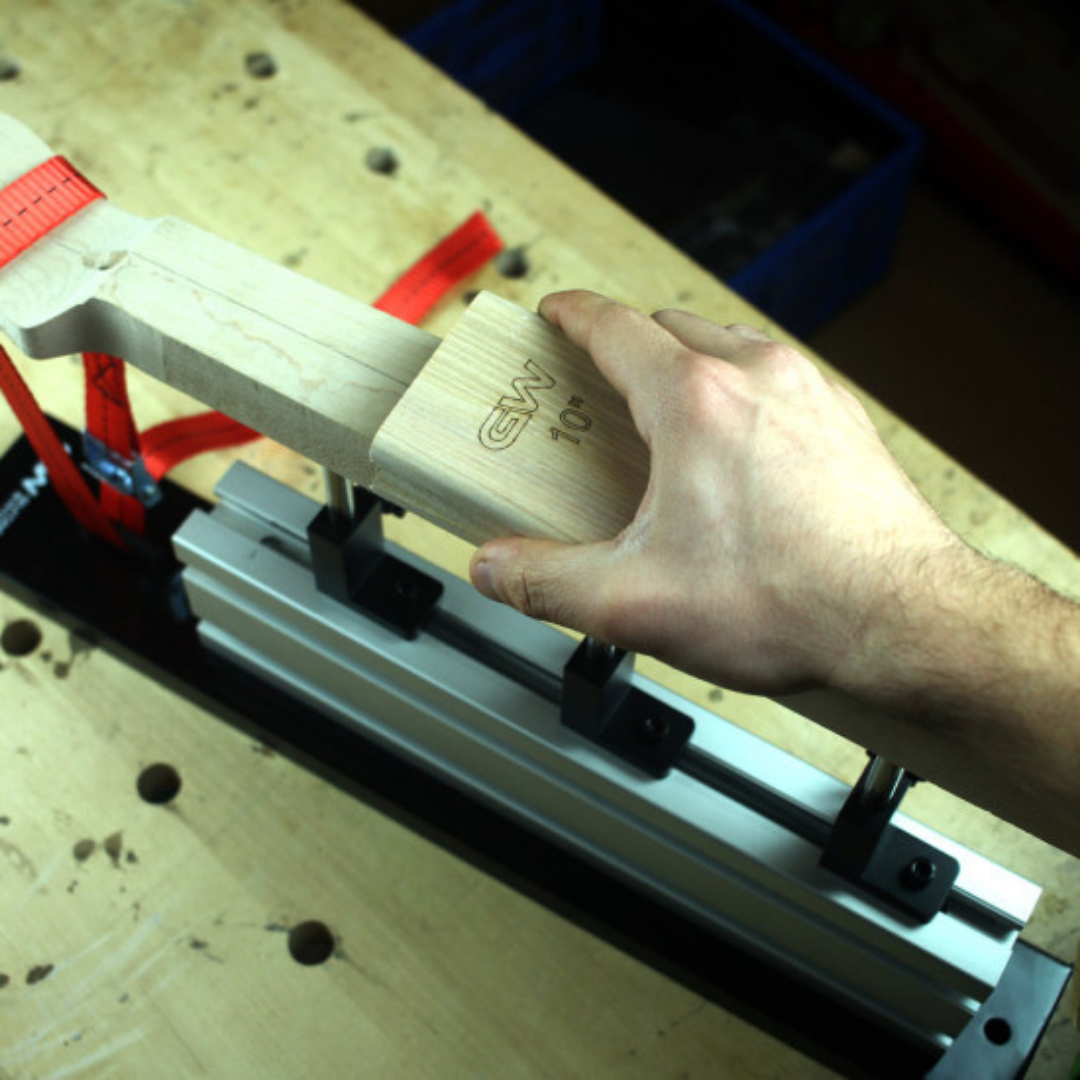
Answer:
821 753 960 923
0 107 1071 1076
561 636 695 778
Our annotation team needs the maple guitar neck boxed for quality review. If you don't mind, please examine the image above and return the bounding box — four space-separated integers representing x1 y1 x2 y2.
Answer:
0 111 648 543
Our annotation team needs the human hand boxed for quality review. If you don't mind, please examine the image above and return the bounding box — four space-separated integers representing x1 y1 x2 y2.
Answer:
469 289 965 695
469 289 1080 853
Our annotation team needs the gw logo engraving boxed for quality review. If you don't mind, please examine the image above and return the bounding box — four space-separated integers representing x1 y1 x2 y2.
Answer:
477 359 555 451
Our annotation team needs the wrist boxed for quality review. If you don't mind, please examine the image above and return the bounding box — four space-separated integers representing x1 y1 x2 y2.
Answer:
829 541 1002 713
826 542 1080 850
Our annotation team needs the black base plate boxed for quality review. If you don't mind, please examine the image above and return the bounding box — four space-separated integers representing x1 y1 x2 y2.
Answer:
0 423 1069 1079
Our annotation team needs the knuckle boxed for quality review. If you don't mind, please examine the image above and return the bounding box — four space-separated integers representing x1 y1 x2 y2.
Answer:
670 348 721 392
505 564 543 619
584 297 634 353
756 341 819 388
669 349 742 420
756 340 797 366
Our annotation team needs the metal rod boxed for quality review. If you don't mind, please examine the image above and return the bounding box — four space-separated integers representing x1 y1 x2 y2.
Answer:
859 755 907 811
322 467 355 520
583 635 618 663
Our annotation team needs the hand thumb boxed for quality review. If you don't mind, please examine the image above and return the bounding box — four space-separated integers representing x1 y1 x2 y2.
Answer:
469 536 614 633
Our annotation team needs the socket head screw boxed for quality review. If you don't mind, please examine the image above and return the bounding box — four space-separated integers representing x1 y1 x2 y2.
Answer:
638 715 670 744
900 856 937 891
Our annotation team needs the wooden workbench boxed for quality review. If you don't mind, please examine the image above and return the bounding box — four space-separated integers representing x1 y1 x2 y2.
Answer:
0 2 1076 1076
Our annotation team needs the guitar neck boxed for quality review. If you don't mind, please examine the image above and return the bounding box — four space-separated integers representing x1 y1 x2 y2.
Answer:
0 110 646 542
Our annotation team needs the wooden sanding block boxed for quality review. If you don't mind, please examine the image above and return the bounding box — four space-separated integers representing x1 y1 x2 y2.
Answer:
370 290 647 543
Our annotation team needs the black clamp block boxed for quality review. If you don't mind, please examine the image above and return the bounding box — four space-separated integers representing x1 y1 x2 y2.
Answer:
306 489 442 640
820 755 959 923
561 639 694 778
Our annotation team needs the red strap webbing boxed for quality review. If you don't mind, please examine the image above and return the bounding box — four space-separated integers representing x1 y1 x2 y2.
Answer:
141 411 259 481
374 210 503 322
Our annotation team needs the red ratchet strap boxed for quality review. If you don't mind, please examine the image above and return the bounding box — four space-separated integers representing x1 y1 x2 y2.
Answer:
140 411 266 480
0 343 125 545
80 354 261 539
0 154 502 548
0 156 125 543
374 210 502 321
0 156 104 268
82 352 148 536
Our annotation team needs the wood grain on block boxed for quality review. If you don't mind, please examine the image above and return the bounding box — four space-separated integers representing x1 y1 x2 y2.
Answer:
0 111 438 484
370 291 649 545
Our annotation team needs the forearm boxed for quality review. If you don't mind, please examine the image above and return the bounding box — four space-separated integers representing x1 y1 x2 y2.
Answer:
830 545 1080 854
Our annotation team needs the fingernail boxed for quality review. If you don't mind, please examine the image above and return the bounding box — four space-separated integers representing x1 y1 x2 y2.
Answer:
470 553 498 601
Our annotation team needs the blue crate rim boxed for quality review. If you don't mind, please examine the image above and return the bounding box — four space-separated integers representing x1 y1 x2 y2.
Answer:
716 0 925 315
729 131 923 295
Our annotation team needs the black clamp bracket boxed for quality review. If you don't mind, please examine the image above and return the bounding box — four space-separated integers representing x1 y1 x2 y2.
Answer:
306 489 442 640
820 754 959 923
561 638 695 778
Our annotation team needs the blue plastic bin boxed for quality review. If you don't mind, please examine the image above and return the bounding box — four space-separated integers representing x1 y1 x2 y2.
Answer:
718 0 923 333
406 0 604 116
408 0 922 334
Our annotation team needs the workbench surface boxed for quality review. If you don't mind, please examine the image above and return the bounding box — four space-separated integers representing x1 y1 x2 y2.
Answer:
0 2 1076 1077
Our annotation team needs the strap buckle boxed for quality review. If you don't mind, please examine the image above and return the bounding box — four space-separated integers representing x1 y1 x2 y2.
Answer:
82 431 162 507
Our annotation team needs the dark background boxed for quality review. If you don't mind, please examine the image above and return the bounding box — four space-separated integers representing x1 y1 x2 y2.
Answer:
363 0 1080 553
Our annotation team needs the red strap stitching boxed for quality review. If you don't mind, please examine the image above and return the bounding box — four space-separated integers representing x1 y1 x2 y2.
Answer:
83 352 146 534
84 353 139 455
0 157 104 269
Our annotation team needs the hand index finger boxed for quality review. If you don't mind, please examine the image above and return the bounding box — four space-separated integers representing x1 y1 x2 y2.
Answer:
539 290 680 437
